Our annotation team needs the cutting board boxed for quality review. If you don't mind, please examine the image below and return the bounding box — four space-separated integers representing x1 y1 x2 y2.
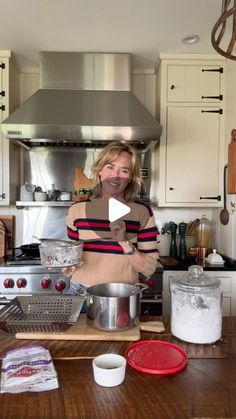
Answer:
15 315 165 341
159 256 179 267
228 129 236 194
0 215 15 257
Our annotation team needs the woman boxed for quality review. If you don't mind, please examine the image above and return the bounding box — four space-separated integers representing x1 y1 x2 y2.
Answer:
66 141 159 292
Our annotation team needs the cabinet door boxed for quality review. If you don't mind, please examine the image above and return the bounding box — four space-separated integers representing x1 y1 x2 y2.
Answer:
0 57 9 204
165 105 221 204
222 297 231 316
0 107 9 203
167 64 223 102
203 272 233 316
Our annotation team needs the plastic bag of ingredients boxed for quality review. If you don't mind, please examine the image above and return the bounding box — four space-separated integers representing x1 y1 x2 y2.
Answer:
0 344 59 393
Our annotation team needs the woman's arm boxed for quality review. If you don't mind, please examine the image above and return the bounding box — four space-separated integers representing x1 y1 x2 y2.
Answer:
119 240 158 276
110 220 159 277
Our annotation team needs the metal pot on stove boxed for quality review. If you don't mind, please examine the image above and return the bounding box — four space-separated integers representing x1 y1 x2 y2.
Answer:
84 282 146 331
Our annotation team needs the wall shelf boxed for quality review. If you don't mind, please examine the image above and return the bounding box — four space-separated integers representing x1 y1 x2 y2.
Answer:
16 201 73 209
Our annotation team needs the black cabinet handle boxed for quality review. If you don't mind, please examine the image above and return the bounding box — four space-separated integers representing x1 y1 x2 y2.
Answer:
0 193 6 199
0 105 5 111
201 109 223 114
0 63 5 69
169 187 174 190
170 85 175 90
202 67 224 73
200 195 221 201
0 91 5 97
201 95 223 100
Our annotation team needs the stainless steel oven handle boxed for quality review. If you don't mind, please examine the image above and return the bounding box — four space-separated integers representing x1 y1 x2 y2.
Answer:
141 298 162 303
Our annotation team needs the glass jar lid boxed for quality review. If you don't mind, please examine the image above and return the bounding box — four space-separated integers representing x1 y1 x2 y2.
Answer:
172 265 221 290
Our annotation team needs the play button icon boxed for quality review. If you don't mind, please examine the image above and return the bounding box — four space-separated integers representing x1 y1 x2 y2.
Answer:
108 198 131 222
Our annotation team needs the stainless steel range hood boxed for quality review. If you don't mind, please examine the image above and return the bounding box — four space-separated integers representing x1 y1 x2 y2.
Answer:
1 52 162 150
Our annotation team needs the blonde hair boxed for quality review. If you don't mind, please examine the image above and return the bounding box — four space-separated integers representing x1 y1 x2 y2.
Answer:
91 141 141 202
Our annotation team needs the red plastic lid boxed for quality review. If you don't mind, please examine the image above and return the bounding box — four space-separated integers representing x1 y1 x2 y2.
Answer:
125 340 188 375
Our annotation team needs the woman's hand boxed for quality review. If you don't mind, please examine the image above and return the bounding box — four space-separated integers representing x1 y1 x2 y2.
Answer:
109 220 127 242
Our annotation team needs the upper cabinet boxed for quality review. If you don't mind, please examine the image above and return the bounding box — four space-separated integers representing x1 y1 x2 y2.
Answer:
0 51 20 206
0 52 10 205
167 63 223 103
157 54 225 207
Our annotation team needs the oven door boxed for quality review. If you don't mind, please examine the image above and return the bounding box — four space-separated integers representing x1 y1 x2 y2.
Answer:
141 293 162 316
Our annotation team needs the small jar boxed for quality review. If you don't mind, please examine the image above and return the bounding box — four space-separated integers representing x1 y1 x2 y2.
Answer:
170 265 222 344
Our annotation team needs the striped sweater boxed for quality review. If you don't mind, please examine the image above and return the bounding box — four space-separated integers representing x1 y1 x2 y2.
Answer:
66 196 159 286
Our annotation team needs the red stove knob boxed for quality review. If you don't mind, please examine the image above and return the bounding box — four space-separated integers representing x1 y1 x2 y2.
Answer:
16 277 27 288
4 278 14 288
41 276 52 289
55 280 66 292
146 278 155 288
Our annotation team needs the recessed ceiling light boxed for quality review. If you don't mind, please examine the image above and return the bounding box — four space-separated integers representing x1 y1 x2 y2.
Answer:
182 35 200 44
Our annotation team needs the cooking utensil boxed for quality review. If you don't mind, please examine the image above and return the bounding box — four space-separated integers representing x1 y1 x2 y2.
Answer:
0 221 6 258
0 295 85 334
186 219 200 236
39 240 83 268
34 191 48 201
14 315 165 341
20 243 40 257
86 282 146 331
0 215 15 256
220 164 229 225
227 129 236 194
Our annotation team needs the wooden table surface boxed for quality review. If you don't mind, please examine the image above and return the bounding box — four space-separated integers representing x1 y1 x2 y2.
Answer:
0 317 236 419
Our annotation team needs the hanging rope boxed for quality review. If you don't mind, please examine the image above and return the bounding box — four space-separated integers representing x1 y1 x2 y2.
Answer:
211 0 236 60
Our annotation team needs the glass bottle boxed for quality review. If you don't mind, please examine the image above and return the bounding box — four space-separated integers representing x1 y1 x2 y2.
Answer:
195 215 212 249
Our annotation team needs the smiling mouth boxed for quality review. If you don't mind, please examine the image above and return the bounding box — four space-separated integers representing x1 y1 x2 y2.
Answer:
108 181 121 187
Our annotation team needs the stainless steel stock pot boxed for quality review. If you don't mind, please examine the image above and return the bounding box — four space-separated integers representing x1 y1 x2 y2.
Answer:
86 283 145 331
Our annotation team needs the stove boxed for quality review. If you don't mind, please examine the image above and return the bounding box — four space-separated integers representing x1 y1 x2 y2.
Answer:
139 261 163 316
0 251 70 304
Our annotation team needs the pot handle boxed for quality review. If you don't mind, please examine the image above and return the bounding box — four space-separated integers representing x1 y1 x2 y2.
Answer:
77 290 93 305
134 282 149 296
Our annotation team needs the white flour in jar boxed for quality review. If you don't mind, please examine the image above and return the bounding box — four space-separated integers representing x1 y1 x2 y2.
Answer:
171 290 222 344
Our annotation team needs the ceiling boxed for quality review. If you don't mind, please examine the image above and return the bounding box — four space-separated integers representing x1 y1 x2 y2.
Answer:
0 0 228 71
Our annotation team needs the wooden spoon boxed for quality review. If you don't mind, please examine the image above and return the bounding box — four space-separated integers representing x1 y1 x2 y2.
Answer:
220 164 229 225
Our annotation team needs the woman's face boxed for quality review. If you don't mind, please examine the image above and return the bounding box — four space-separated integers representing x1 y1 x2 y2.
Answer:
99 151 132 198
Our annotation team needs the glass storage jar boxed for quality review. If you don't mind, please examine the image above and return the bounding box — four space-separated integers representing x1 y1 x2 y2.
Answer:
195 215 212 249
170 265 222 344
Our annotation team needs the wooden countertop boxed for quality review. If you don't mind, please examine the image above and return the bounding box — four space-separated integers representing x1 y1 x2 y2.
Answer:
1 317 236 418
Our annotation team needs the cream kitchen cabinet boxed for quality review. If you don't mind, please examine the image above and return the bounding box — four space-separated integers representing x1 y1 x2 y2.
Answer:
0 51 20 206
158 54 225 207
163 270 236 317
0 52 10 205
